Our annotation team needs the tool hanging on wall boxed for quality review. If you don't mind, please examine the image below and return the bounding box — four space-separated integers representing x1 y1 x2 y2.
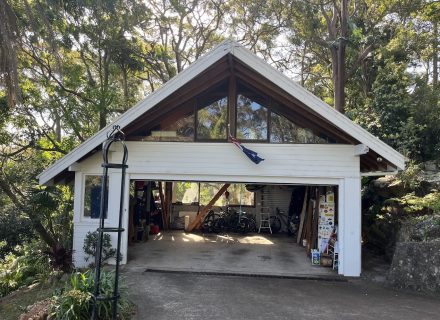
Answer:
91 125 128 320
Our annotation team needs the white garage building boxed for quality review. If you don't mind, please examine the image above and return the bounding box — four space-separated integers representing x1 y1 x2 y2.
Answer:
38 40 405 277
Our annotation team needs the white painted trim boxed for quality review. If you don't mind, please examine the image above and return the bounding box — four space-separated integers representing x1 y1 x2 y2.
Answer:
80 173 109 223
68 162 80 172
338 177 362 277
129 174 345 185
360 171 398 177
337 179 345 275
38 40 405 185
354 144 369 156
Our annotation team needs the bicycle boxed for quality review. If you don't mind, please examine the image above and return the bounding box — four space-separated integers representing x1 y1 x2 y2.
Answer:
201 209 222 233
270 207 299 236
215 206 252 234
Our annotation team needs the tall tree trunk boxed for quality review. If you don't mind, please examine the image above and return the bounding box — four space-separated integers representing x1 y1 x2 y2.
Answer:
55 112 61 142
300 42 307 86
0 0 21 107
99 52 110 129
122 66 129 106
334 0 348 114
433 21 438 89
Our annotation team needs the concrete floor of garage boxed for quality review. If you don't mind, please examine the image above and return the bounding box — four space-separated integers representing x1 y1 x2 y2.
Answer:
124 230 336 278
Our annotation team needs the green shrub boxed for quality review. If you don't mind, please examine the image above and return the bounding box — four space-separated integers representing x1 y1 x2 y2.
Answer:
83 231 117 268
0 242 52 297
0 205 35 258
385 191 440 215
51 270 133 319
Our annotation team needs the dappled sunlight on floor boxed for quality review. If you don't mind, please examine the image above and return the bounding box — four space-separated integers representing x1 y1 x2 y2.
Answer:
182 233 208 242
238 235 274 245
151 231 275 245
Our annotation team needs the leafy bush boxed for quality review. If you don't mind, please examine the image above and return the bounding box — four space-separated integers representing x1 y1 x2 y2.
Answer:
384 191 440 216
83 231 117 267
395 162 423 190
0 242 52 297
0 201 35 259
51 270 133 319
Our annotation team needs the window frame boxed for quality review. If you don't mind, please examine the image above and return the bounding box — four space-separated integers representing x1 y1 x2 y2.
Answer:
82 173 108 220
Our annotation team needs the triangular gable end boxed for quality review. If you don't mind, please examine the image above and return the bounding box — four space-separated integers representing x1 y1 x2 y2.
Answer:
38 40 405 185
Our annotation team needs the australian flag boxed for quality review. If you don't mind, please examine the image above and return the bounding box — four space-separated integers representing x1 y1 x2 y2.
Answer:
229 135 264 164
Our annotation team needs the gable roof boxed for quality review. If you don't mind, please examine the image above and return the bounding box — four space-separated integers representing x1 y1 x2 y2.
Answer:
38 39 405 185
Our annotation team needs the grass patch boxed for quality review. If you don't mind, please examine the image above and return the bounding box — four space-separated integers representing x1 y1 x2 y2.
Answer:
0 281 63 320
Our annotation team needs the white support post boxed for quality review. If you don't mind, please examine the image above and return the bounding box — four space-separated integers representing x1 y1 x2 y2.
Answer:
121 174 130 265
72 172 83 267
107 172 122 264
73 172 82 224
338 177 362 276
106 171 130 265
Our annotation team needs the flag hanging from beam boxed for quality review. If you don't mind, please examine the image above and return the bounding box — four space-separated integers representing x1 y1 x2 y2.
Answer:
229 135 265 164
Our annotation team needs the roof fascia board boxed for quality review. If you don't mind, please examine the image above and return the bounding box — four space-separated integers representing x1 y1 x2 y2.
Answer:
231 45 405 170
361 171 399 177
38 41 233 185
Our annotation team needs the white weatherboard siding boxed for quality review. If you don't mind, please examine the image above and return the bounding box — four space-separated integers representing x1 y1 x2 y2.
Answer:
71 142 362 276
115 142 360 180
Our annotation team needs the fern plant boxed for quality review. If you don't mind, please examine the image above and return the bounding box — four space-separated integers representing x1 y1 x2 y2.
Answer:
51 270 133 319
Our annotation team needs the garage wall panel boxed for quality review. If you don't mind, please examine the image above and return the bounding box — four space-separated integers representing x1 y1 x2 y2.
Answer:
73 223 98 267
107 142 359 180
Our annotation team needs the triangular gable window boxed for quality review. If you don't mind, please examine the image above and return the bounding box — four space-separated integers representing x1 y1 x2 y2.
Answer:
133 79 335 144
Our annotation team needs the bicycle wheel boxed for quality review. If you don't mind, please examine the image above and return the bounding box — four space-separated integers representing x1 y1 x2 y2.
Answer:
270 216 282 233
247 218 257 233
202 211 217 233
238 217 250 234
214 217 226 233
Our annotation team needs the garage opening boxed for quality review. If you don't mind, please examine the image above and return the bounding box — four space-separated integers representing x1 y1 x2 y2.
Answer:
127 180 339 277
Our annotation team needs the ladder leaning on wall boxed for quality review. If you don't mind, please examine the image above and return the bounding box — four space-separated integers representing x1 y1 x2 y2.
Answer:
91 125 128 320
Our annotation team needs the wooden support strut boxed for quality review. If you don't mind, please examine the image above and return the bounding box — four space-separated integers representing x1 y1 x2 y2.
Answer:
297 186 309 244
158 181 167 230
186 183 230 232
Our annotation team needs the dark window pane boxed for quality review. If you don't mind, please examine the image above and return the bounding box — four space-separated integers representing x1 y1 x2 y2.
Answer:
236 94 268 140
197 96 228 140
144 113 195 142
84 175 107 219
270 112 328 143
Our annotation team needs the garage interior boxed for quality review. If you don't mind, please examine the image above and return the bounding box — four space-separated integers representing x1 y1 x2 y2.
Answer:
126 180 339 277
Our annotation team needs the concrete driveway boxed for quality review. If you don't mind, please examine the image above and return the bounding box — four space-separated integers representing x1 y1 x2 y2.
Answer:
124 271 440 320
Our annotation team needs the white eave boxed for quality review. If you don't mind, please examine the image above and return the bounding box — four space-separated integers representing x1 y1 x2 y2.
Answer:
38 40 405 185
